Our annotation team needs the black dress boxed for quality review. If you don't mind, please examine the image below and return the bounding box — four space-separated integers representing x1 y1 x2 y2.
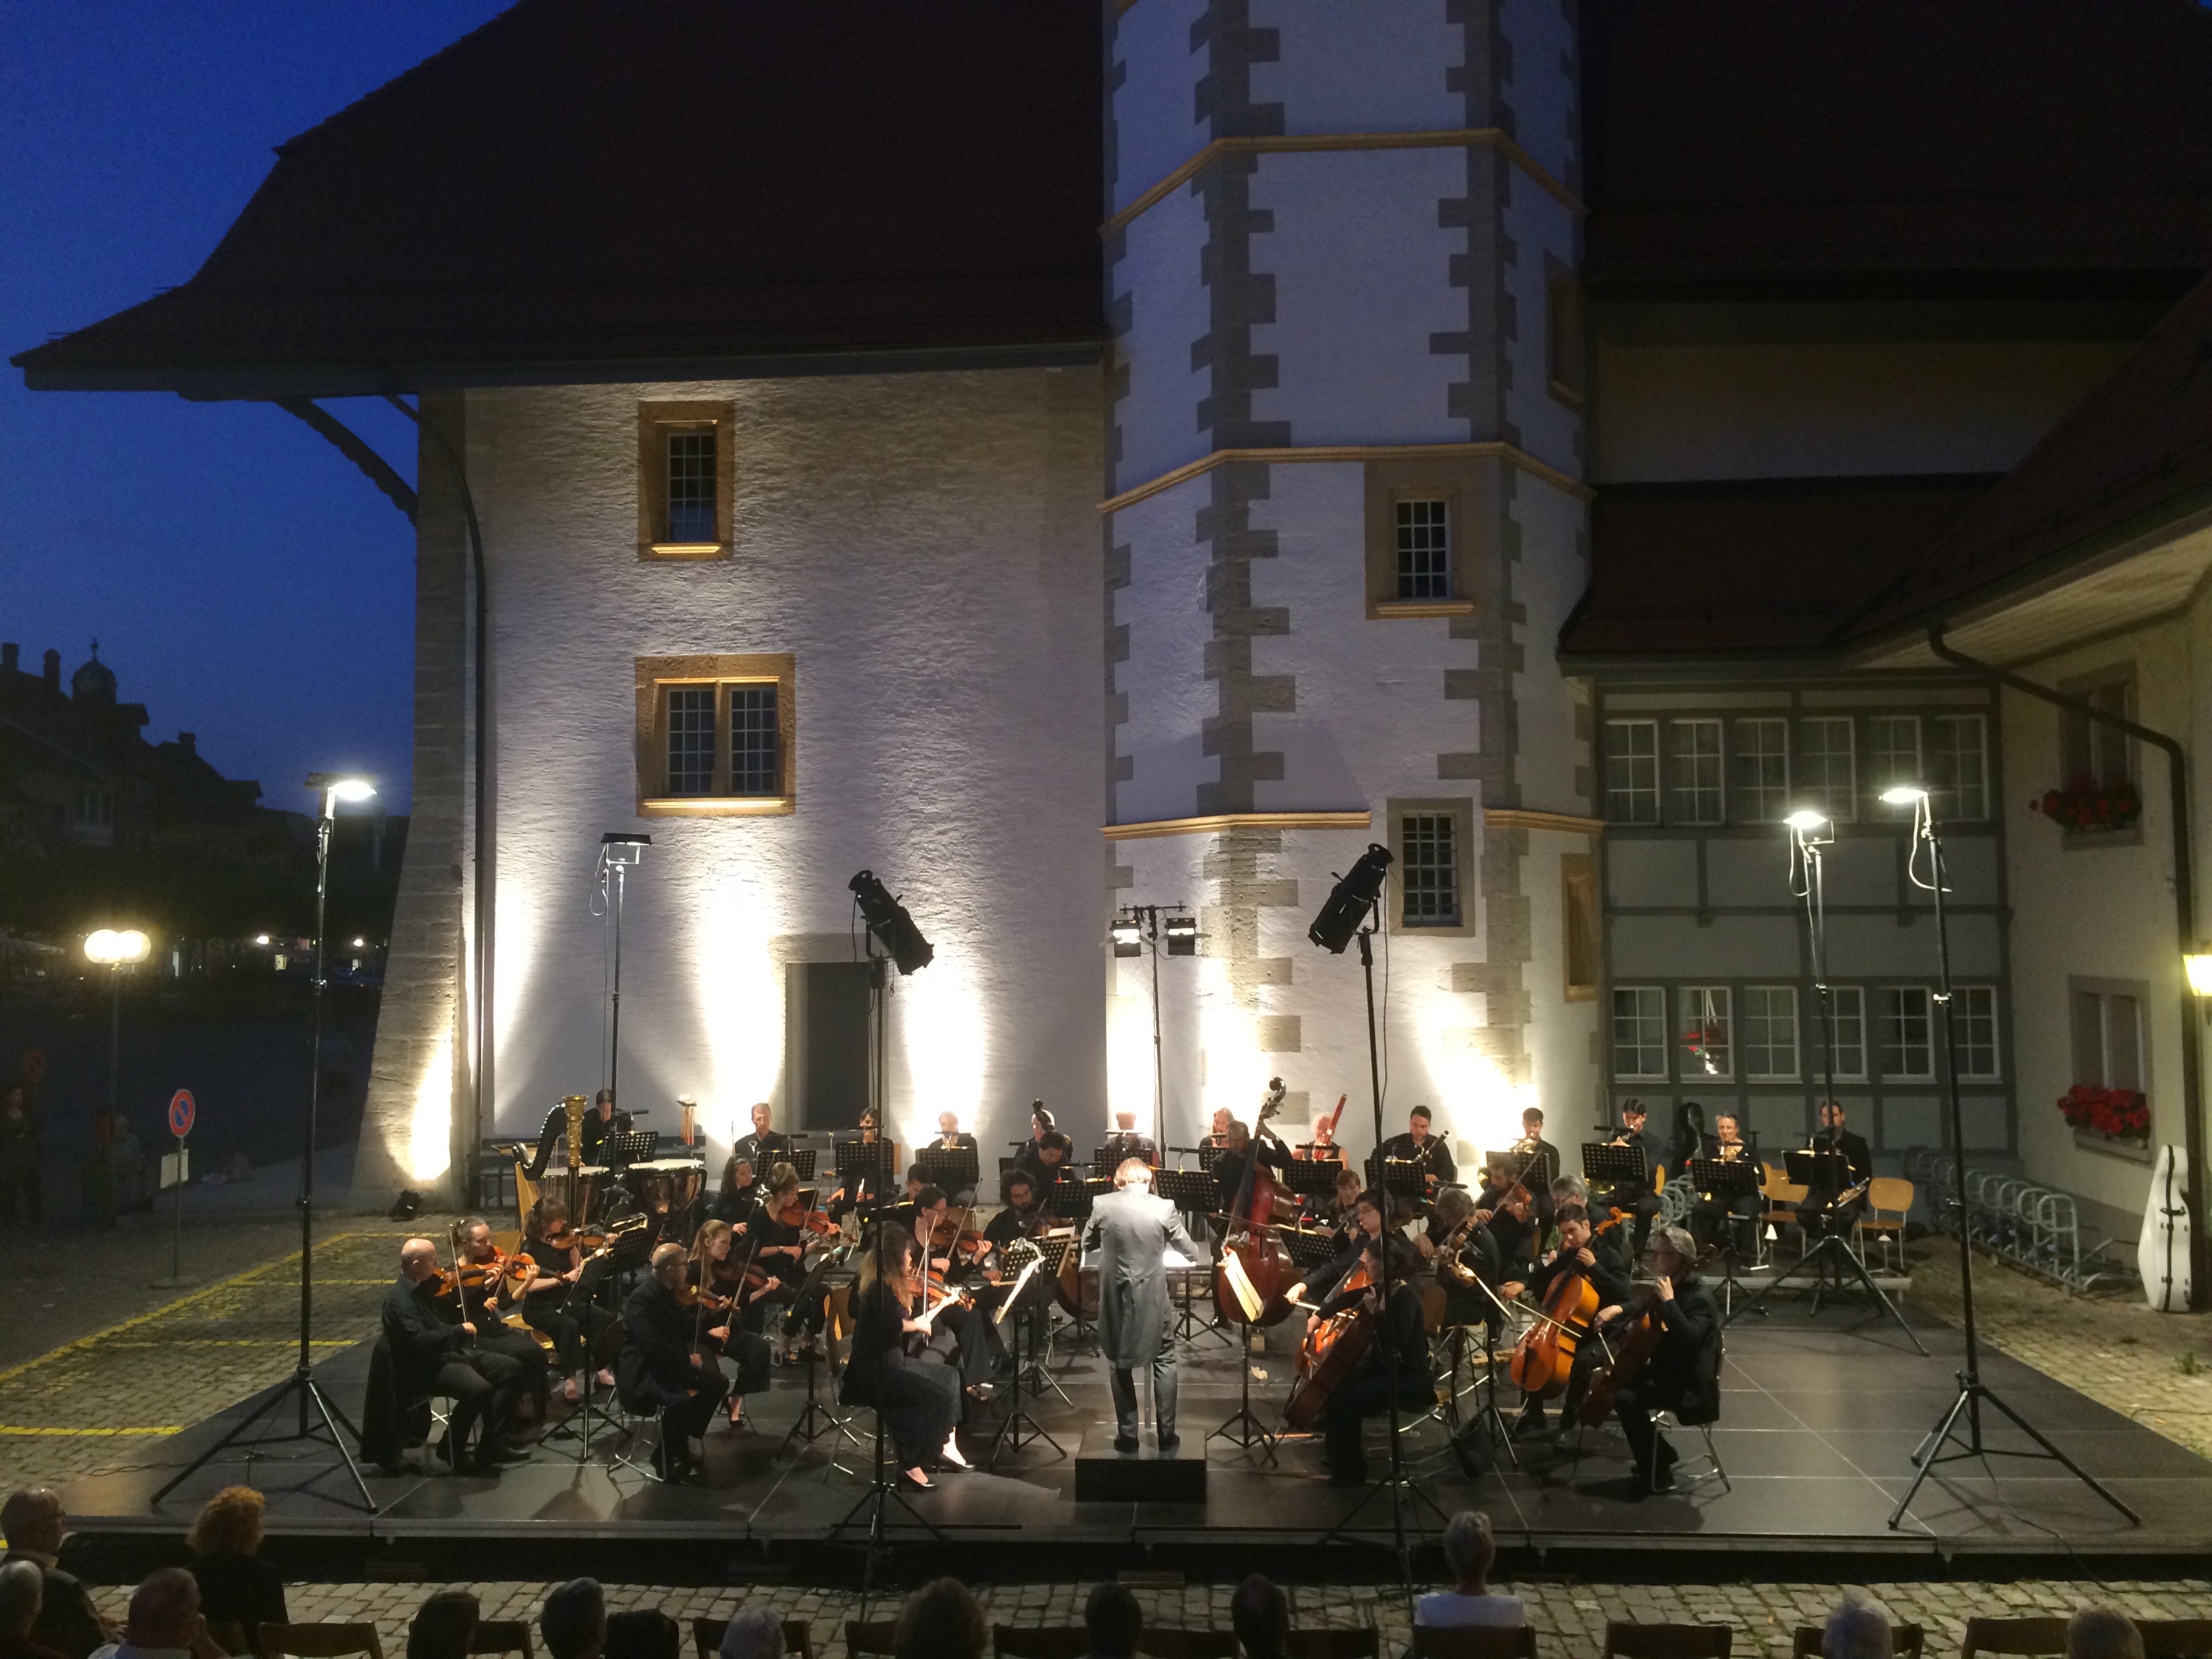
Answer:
837 1279 960 1468
190 1553 288 1630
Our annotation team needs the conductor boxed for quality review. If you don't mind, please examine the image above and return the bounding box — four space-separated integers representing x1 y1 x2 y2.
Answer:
1083 1157 1204 1454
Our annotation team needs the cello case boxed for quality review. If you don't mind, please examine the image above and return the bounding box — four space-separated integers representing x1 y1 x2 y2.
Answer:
2139 1145 2192 1313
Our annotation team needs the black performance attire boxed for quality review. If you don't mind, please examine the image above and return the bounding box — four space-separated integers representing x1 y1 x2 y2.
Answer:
456 1268 552 1420
684 1260 773 1400
1321 1277 1434 1481
1378 1130 1456 1192
520 1240 617 1378
1601 1124 1666 1256
839 1277 961 1469
1610 1276 1722 1491
1102 1130 1158 1167
1514 1233 1633 1430
1690 1139 1761 1258
1209 1138 1289 1223
731 1129 796 1175
713 1169 763 1225
617 1274 729 1474
1795 1128 1874 1239
526 1103 631 1181
380 1273 523 1469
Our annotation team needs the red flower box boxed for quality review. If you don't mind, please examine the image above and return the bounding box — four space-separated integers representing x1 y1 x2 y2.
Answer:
2056 1084 2149 1141
2030 776 2142 834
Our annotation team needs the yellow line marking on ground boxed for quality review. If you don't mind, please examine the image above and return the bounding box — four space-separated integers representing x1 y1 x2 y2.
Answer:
102 1340 355 1349
0 1426 183 1437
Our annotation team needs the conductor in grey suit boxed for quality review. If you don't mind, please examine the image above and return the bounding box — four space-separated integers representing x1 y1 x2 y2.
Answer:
1083 1157 1204 1453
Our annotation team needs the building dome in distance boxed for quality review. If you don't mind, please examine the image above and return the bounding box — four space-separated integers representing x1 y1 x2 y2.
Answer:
70 640 116 703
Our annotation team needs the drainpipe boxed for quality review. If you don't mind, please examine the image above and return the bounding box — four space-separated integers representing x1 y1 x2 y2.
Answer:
1927 622 2206 1311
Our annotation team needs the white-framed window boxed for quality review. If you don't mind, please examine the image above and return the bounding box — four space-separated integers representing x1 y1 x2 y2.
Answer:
1799 716 1858 822
1867 715 1921 817
1681 985 1733 1080
2062 672 2135 792
1612 987 1668 1080
1395 499 1451 601
1732 717 1789 823
1955 985 2001 1080
1742 986 1800 1080
1669 719 1725 825
1878 986 1933 1080
1399 811 1462 927
1605 720 1660 825
1821 985 1868 1082
1931 714 1990 821
2070 981 2144 1090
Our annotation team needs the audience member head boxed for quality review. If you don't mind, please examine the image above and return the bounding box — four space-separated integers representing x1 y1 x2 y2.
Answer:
2067 1610 2144 1659
1229 1574 1289 1659
718 1610 783 1659
1441 1509 1496 1590
1820 1594 1889 1659
407 1590 481 1659
543 1578 608 1659
187 1486 266 1559
893 1578 985 1659
0 1489 66 1557
124 1568 202 1652
0 1560 43 1642
1082 1582 1143 1659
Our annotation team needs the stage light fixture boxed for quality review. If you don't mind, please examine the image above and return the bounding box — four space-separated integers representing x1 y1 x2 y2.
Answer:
850 869 935 975
1783 808 1830 833
600 830 651 866
1307 843 1394 954
1880 785 1929 806
2186 945 2212 1000
1164 912 1198 957
1111 914 1143 958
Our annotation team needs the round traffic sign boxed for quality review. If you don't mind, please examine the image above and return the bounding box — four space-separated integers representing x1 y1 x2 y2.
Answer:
167 1089 196 1140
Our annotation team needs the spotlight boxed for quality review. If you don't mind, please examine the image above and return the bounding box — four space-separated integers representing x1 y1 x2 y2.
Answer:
1783 808 1830 834
1111 914 1143 958
1879 784 1929 806
850 869 934 975
600 830 651 867
1164 912 1198 957
1307 844 1394 954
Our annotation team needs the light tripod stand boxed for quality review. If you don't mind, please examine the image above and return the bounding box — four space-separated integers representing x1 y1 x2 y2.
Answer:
1880 787 2137 1530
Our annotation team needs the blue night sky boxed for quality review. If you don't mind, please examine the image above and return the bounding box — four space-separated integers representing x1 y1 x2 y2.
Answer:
3 3 512 817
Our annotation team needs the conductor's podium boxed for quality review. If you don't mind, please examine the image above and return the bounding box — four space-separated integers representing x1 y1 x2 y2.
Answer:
1072 1421 1208 1502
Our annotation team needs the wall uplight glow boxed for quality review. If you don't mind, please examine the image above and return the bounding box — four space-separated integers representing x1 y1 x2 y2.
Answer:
695 878 783 1135
409 1031 455 1184
1106 987 1157 1134
897 958 987 1150
1420 992 1530 1167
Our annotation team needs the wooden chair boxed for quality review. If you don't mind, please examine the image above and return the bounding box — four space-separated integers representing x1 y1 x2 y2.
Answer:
1761 1164 1808 1265
1790 1622 1924 1659
691 1617 814 1659
1138 1631 1238 1659
259 1625 386 1659
1286 1629 1380 1659
2136 1619 2212 1659
1860 1177 1913 1272
1959 1618 2070 1659
1410 1630 1537 1659
1603 1621 1730 1659
470 1621 535 1659
992 1628 1091 1659
846 1622 899 1659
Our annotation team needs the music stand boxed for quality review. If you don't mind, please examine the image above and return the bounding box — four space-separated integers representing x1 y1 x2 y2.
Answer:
1580 1141 1645 1202
1722 1149 1925 1353
1206 1246 1279 1465
779 1247 858 1456
1044 1176 1109 1224
782 1147 819 1181
591 1224 662 1477
985 1243 1063 1465
1276 1158 1342 1211
604 1128 657 1172
1196 1144 1224 1176
1153 1168 1227 1343
834 1139 897 1210
1376 1159 1431 1214
1021 1234 1078 1405
914 1145 979 1198
1685 1158 1761 1314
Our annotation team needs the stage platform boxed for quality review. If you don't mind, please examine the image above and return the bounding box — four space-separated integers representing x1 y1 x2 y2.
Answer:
56 1298 2212 1583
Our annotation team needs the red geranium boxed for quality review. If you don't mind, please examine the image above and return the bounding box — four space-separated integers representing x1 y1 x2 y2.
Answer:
2030 776 2142 833
2057 1084 2149 1139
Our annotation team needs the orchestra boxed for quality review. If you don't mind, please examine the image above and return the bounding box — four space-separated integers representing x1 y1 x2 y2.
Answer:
458 1080 1848 1500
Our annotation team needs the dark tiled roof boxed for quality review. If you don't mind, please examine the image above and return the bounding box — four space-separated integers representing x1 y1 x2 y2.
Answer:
1839 269 2212 647
15 0 1105 394
1559 476 1998 665
1582 0 2212 289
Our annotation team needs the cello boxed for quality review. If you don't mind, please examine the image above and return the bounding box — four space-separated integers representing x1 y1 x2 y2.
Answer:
1282 1252 1374 1431
1211 1079 1295 1328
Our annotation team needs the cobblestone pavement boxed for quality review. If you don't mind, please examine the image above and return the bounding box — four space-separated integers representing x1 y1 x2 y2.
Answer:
0 1227 411 1491
1899 1239 2212 1460
85 1576 2212 1659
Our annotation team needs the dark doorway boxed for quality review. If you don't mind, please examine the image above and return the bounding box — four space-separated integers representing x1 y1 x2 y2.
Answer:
784 960 872 1131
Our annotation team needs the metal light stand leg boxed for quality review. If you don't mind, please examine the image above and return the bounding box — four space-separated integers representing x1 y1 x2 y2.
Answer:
781 1336 857 1456
154 802 375 1515
1888 802 2137 1530
1208 1322 1279 1462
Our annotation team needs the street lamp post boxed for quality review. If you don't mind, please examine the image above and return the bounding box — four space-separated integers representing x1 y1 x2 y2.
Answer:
83 928 150 1227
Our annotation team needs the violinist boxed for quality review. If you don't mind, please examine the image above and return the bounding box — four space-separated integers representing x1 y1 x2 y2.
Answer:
1601 1099 1666 1256
525 1088 629 1181
903 1187 1009 1395
1472 1166 1538 1285
1510 1204 1630 1439
1597 1225 1721 1496
1417 1187 1502 1330
1691 1111 1761 1260
452 1218 554 1420
616 1243 730 1484
1316 1233 1433 1488
741 1163 814 1351
981 1169 1053 1345
1103 1109 1158 1169
837 1225 965 1490
685 1220 771 1425
729 1101 794 1179
518 1200 617 1401
1378 1104 1456 1192
382 1237 526 1473
1319 1165 1365 1243
1796 1101 1873 1240
712 1154 761 1225
826 1109 887 1222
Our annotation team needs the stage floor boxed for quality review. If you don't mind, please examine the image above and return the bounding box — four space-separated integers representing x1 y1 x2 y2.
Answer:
60 1295 2212 1572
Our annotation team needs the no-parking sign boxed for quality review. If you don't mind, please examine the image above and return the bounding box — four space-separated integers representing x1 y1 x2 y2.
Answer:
167 1088 196 1140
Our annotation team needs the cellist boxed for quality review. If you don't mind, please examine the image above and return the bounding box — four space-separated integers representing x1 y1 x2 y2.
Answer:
1315 1232 1433 1488
1510 1204 1630 1441
1594 1224 1721 1496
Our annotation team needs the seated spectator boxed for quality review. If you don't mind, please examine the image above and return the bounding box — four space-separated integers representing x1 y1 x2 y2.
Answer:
602 1614 676 1659
716 1612 783 1659
2068 1610 2144 1659
1821 1594 1890 1659
186 1490 287 1633
406 1592 480 1659
1 1559 64 1659
1413 1513 1523 1629
541 1582 607 1659
0 1491 111 1659
892 1580 985 1659
1229 1577 1288 1659
87 1570 203 1659
1080 1584 1141 1659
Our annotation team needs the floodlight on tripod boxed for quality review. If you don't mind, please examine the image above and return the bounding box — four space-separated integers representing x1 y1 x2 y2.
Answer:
849 869 934 975
1308 844 1394 954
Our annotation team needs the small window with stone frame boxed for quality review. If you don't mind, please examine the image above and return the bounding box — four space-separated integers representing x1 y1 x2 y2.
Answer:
1394 499 1451 601
1399 813 1461 927
636 653 796 815
636 401 735 558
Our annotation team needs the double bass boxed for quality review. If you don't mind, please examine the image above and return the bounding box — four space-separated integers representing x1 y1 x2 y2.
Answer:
1211 1078 1295 1328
